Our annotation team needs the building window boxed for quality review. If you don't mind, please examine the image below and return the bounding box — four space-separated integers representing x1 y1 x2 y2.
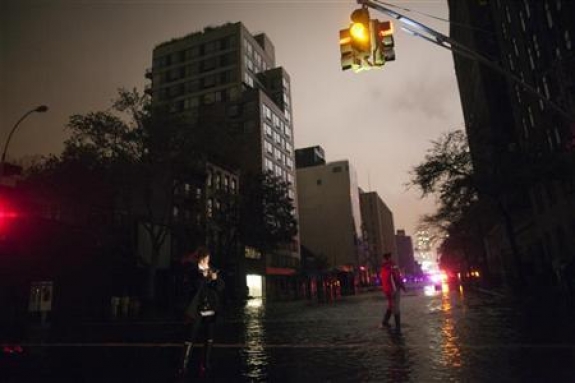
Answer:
201 57 217 72
528 106 535 127
523 0 531 18
265 140 273 154
263 104 272 120
207 172 212 188
203 75 216 88
265 158 274 172
554 126 562 147
565 31 572 50
215 173 221 190
543 76 550 98
528 48 535 69
207 199 213 218
545 2 553 29
173 206 179 218
512 38 519 56
522 118 529 139
264 122 273 137
285 141 292 154
519 11 526 32
533 35 541 58
284 123 292 138
508 54 515 71
274 147 282 161
333 166 342 173
273 114 280 129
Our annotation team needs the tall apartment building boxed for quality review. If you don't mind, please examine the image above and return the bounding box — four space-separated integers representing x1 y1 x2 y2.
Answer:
395 229 416 275
359 190 396 274
296 155 364 271
147 22 299 298
449 1 575 282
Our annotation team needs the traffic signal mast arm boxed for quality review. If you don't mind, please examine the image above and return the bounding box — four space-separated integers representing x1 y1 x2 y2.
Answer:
356 0 574 123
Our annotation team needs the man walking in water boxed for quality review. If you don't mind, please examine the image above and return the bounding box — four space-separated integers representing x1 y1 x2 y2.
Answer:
380 252 406 334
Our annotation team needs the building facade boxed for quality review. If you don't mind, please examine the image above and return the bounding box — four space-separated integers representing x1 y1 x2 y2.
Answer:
449 0 575 283
296 158 364 271
395 229 416 276
148 22 300 299
359 191 396 276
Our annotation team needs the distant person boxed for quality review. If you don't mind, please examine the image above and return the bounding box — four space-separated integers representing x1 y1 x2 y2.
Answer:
176 246 225 379
380 252 406 334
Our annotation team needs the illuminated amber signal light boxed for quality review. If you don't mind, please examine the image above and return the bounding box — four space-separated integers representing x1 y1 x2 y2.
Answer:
340 36 351 45
350 22 369 42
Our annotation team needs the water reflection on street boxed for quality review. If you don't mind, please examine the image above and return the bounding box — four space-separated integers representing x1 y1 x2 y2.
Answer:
240 298 269 381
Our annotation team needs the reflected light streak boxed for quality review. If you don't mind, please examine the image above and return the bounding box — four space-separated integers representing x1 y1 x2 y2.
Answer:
440 292 462 369
242 298 269 380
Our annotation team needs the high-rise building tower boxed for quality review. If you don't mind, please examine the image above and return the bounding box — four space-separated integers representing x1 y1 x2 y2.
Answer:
148 22 299 299
449 1 575 281
359 190 396 273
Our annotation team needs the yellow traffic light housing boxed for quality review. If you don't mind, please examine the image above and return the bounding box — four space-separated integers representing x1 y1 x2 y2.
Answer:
340 7 396 72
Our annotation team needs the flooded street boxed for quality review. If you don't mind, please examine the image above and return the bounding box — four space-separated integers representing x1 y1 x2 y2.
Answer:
4 285 575 382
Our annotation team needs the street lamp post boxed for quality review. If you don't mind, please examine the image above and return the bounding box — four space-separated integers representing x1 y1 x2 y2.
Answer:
1 105 49 177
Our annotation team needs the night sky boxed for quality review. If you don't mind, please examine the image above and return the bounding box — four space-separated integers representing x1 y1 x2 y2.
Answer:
1 0 464 240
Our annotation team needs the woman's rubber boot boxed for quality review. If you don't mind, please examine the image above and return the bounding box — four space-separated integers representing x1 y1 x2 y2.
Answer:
200 340 214 378
394 314 402 335
381 309 392 327
176 342 193 379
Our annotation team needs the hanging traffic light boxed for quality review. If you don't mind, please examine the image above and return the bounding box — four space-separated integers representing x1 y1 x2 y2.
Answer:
340 7 395 72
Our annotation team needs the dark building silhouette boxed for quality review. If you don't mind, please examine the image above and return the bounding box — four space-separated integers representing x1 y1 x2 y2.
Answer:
449 0 575 283
148 22 300 299
395 229 416 276
295 146 326 169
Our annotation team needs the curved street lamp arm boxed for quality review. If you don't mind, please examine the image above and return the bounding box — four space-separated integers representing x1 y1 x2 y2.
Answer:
1 106 48 165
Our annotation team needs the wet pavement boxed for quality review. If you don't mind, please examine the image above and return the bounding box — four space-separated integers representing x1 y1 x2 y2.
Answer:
3 284 575 382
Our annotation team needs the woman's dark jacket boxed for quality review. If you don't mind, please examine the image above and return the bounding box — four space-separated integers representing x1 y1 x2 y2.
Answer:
183 265 225 321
